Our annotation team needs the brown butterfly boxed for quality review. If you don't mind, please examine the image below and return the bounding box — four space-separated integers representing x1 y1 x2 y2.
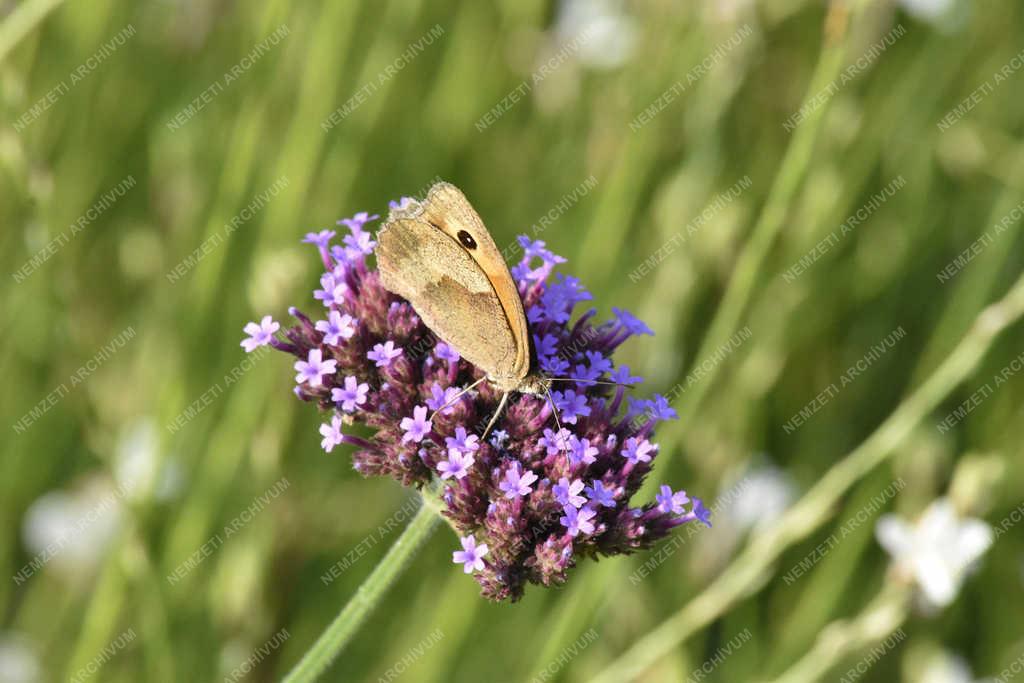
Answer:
376 182 557 436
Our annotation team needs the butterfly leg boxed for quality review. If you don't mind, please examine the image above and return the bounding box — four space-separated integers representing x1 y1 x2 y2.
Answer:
428 375 487 422
481 390 511 441
542 384 571 459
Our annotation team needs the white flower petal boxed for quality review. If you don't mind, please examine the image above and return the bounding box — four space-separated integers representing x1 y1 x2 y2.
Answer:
919 499 958 543
875 515 913 558
954 519 994 567
913 550 958 607
899 0 956 22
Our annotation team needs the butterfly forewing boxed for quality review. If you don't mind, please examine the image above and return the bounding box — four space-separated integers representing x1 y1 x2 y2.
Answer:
420 183 531 381
377 216 523 384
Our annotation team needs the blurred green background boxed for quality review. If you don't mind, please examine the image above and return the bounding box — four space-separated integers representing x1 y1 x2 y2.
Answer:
3 0 1024 681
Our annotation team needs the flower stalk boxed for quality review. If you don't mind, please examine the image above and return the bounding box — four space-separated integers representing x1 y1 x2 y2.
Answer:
764 583 911 683
282 498 442 683
661 0 861 444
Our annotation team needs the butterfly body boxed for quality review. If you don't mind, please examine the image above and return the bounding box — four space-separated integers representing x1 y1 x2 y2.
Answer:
376 182 550 397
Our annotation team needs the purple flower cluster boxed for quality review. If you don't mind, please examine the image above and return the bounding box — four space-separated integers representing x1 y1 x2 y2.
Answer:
242 206 710 601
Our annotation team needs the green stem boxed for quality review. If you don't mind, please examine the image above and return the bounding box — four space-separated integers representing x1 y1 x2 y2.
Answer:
590 268 1024 683
764 583 911 683
666 2 857 429
0 0 65 64
283 497 443 683
63 546 127 681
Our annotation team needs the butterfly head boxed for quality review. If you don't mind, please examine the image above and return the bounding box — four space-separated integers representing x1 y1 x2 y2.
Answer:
510 373 552 396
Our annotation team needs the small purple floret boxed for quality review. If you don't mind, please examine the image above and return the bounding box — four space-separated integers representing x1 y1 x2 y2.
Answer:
445 426 480 458
585 480 617 508
453 535 488 573
552 390 591 424
656 485 690 515
621 436 655 465
319 415 344 453
438 450 475 480
553 478 586 509
560 505 597 537
568 435 598 466
241 315 279 352
434 343 460 362
427 384 461 415
294 349 336 387
400 406 432 444
316 311 356 346
368 341 402 367
332 376 368 412
302 229 336 249
499 462 539 499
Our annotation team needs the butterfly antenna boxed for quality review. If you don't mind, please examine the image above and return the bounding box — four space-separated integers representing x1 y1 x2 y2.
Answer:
542 383 571 460
547 377 634 388
428 376 486 422
481 391 511 441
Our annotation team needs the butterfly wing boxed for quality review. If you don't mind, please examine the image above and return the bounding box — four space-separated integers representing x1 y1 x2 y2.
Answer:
377 212 527 386
420 182 531 378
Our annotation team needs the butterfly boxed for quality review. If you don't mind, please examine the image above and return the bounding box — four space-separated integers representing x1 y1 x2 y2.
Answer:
377 182 581 437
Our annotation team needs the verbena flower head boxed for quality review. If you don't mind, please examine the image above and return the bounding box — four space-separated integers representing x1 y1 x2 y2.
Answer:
243 202 710 601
